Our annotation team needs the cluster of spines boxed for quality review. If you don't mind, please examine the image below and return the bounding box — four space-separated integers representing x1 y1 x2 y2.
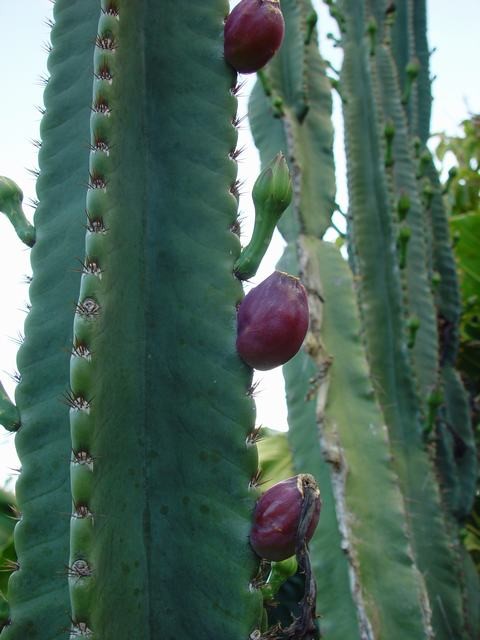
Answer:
67 2 119 637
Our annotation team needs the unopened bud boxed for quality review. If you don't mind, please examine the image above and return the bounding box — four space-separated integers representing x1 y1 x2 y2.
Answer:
235 154 292 280
0 176 35 247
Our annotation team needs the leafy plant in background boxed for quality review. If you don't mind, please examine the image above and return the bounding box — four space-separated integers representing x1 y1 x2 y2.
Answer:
0 0 478 639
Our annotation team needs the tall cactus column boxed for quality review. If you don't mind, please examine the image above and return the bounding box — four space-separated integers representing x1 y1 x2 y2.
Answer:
2 2 99 638
66 1 261 637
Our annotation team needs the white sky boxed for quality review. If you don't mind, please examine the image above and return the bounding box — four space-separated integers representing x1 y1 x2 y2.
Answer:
0 1 479 488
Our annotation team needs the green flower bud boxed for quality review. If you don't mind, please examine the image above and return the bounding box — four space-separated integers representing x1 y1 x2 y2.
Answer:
407 315 420 349
235 153 292 280
397 192 411 221
252 152 293 215
406 58 420 80
0 176 35 247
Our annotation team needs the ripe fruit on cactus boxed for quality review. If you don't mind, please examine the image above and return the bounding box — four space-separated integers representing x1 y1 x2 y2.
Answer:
250 474 321 561
236 271 309 370
224 0 285 74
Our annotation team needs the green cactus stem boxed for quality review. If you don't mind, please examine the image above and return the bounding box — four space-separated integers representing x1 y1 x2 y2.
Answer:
0 177 35 247
3 2 100 638
0 381 20 432
234 153 292 280
66 1 262 636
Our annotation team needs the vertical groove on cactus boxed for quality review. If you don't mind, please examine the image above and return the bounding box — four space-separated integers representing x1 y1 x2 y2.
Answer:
68 1 261 636
4 2 99 638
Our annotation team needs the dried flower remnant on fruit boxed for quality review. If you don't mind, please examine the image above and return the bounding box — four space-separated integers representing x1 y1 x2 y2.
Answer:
236 271 309 370
224 0 285 74
250 474 321 561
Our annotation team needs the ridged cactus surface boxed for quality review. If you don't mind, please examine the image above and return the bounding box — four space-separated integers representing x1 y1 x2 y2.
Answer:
3 2 98 637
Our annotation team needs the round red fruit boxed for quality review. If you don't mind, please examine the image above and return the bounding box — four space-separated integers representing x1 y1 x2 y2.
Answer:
250 474 321 561
224 0 285 74
236 271 309 371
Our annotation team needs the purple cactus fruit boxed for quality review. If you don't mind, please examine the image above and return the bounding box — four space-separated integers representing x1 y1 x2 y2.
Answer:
250 474 321 561
224 0 285 74
236 271 309 371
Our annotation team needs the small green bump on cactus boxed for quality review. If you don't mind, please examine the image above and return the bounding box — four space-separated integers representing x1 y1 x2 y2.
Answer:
366 16 377 56
304 10 318 46
407 315 421 349
235 153 292 280
257 69 272 97
260 556 298 601
397 191 410 221
442 166 457 194
0 381 20 432
397 225 411 269
402 58 421 105
329 76 346 103
272 95 284 118
416 149 431 179
421 179 434 209
425 388 444 439
384 120 395 167
431 271 441 291
412 136 422 158
0 177 35 247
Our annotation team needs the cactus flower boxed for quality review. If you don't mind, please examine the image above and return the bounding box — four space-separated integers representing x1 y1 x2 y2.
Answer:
224 0 285 74
250 474 321 561
236 271 309 370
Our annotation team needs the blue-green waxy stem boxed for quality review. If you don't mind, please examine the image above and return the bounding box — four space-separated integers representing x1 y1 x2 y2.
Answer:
67 1 262 637
3 2 99 638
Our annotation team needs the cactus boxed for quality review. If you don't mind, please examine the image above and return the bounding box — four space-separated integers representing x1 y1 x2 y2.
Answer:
249 0 479 638
1 0 479 639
